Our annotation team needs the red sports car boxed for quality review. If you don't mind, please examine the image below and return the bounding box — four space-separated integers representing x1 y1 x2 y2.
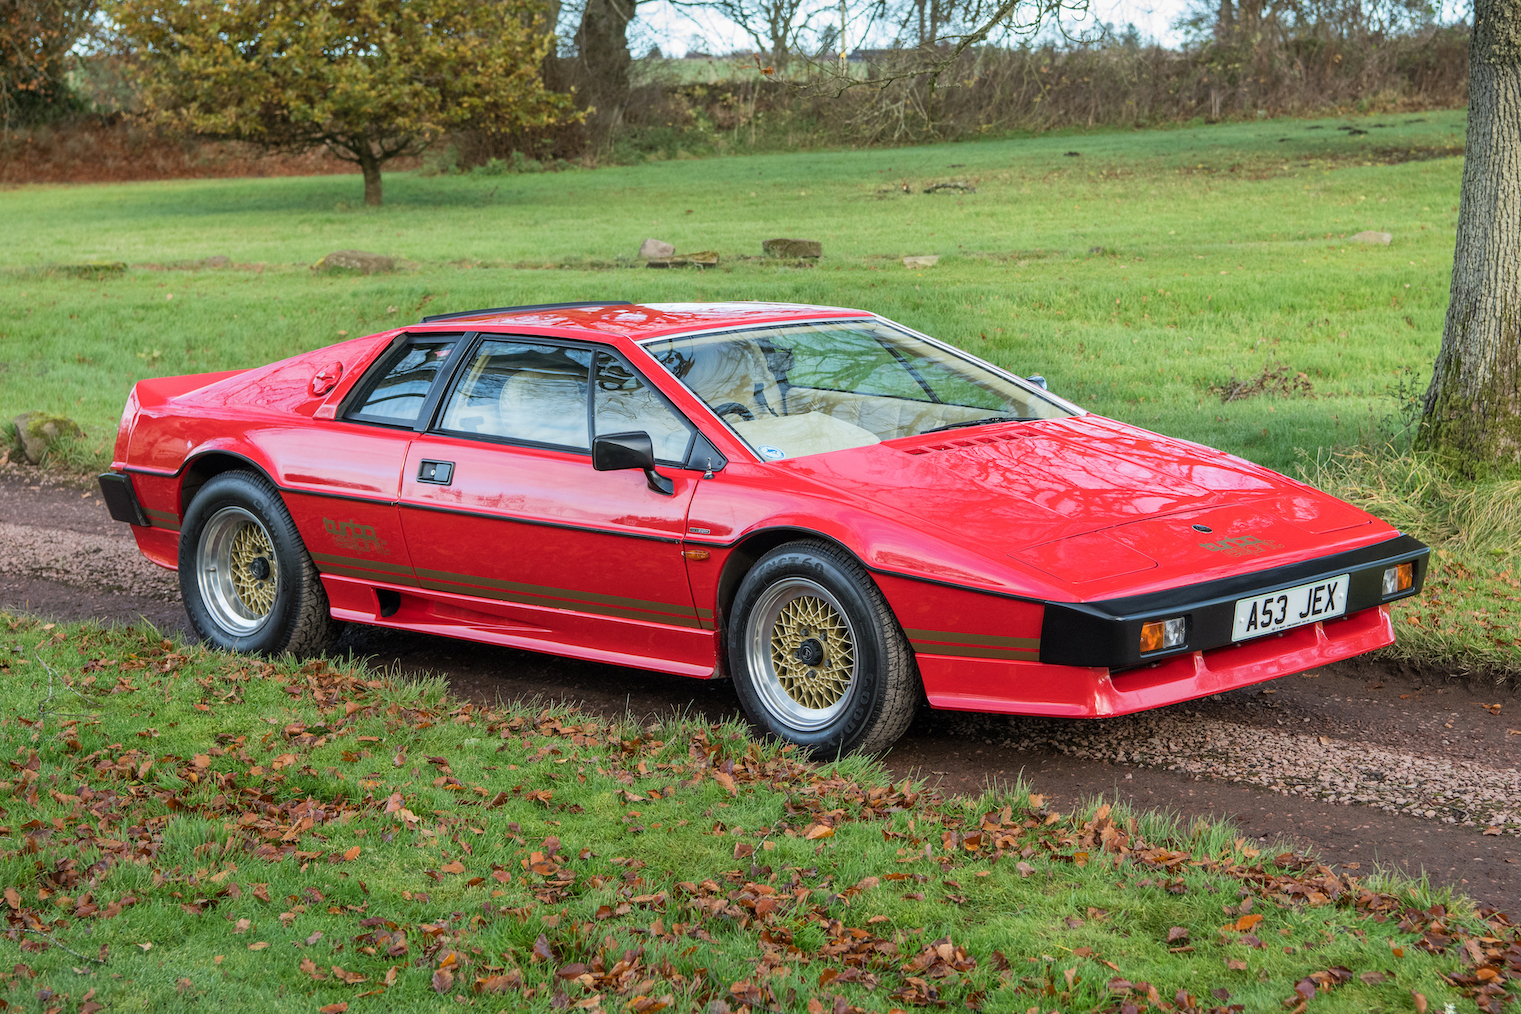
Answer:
100 301 1427 754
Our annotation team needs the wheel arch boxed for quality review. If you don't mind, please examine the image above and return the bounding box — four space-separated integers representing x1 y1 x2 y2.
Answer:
712 527 879 683
179 450 278 515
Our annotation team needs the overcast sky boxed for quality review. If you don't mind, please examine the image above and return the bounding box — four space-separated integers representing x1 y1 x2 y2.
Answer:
636 0 1203 57
633 0 1466 58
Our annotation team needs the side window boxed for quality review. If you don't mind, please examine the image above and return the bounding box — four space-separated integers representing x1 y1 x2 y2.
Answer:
594 353 694 465
438 340 592 451
346 338 459 426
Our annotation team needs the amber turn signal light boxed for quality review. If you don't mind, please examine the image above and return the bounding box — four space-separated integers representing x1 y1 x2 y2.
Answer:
1140 616 1186 653
1382 562 1413 596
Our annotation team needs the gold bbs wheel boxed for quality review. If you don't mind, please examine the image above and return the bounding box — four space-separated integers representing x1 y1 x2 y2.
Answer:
746 577 858 731
195 506 279 636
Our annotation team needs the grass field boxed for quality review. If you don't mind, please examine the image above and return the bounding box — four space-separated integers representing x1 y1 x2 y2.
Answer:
2 614 1510 1014
6 106 1513 676
1 108 1463 475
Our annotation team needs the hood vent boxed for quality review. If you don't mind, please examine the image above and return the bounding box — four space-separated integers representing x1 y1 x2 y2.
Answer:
903 432 1025 455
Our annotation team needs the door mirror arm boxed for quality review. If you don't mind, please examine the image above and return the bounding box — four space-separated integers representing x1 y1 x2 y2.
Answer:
593 431 675 495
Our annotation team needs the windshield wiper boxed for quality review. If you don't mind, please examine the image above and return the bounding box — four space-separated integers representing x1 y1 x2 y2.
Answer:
919 416 1036 435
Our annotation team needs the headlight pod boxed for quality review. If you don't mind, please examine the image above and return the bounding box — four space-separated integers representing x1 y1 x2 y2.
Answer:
1382 562 1413 597
1140 616 1187 654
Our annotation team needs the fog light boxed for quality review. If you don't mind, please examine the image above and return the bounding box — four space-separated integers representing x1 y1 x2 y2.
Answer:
1382 562 1413 596
1140 616 1187 653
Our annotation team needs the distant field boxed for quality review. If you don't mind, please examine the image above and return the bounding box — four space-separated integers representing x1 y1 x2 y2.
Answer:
1 109 1462 476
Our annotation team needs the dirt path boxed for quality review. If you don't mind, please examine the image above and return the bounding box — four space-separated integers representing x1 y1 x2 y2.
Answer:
4 467 1518 911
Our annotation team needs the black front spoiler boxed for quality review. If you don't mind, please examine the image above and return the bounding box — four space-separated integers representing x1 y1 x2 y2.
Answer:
1040 533 1429 669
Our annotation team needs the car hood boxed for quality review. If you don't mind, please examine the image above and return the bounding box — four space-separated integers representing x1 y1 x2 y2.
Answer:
781 415 1388 599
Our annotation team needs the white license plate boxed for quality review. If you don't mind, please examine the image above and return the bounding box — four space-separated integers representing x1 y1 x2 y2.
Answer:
1232 574 1349 641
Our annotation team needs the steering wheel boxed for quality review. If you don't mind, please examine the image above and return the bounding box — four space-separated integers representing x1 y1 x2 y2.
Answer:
713 402 755 422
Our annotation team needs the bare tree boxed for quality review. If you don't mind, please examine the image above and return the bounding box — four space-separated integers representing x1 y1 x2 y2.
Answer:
697 0 817 69
1418 0 1521 466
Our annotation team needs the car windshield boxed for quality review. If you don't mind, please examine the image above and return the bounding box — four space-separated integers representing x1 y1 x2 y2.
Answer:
642 320 1073 460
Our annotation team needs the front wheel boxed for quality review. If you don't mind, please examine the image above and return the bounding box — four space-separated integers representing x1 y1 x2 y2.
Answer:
178 470 340 656
728 540 920 756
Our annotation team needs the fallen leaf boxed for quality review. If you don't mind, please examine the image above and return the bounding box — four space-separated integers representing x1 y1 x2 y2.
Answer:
713 770 736 795
232 918 250 934
1411 991 1427 1013
247 941 269 951
1015 861 1035 878
342 846 361 861
300 958 328 980
1167 927 1190 943
432 967 454 993
319 1004 348 1014
136 942 153 952
332 965 366 985
1235 913 1264 932
804 824 834 840
1225 959 1247 971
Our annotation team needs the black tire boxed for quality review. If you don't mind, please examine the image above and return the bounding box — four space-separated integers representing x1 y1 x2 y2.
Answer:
178 470 341 656
727 540 920 756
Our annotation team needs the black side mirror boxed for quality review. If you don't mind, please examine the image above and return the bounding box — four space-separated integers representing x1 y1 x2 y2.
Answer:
593 431 675 495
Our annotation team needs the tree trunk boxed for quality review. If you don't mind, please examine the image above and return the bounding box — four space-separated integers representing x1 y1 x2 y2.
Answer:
358 147 383 207
573 0 635 147
1417 0 1521 467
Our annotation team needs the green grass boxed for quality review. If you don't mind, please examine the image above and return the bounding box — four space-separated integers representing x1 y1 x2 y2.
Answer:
0 108 1465 476
3 614 1512 1013
1301 443 1521 679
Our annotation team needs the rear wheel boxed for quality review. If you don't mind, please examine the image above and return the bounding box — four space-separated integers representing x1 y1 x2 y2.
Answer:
179 470 340 655
728 540 919 756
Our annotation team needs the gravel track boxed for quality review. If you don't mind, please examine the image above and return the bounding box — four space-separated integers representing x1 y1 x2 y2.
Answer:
983 712 1521 833
0 520 180 600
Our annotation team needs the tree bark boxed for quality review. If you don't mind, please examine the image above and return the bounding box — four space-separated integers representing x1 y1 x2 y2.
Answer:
573 0 635 146
1418 0 1521 467
358 148 383 206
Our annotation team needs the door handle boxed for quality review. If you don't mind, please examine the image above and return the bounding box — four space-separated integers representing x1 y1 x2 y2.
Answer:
418 460 454 485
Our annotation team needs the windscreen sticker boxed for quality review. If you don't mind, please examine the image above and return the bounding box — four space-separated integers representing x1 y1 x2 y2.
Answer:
758 445 786 460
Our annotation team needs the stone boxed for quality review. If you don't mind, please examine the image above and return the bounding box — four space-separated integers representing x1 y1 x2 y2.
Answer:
638 238 676 259
903 255 940 269
1350 231 1392 245
314 250 395 273
762 238 822 259
13 412 83 465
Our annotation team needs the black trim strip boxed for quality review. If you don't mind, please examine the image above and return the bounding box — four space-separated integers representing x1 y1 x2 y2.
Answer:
127 462 691 545
421 301 632 324
403 500 683 544
1040 534 1429 668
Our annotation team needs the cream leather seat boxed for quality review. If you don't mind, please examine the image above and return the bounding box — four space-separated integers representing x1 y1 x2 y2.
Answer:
497 368 589 448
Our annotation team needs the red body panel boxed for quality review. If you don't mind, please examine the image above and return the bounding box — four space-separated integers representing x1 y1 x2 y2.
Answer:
105 302 1415 718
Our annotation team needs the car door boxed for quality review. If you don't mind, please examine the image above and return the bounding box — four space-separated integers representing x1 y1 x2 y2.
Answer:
396 337 715 675
277 333 464 620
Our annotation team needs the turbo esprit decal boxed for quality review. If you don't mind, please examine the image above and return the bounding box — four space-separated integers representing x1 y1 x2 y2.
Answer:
1198 535 1283 558
323 517 390 555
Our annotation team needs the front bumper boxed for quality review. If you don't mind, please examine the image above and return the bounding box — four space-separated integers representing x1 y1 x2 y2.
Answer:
1038 533 1428 669
921 602 1395 718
